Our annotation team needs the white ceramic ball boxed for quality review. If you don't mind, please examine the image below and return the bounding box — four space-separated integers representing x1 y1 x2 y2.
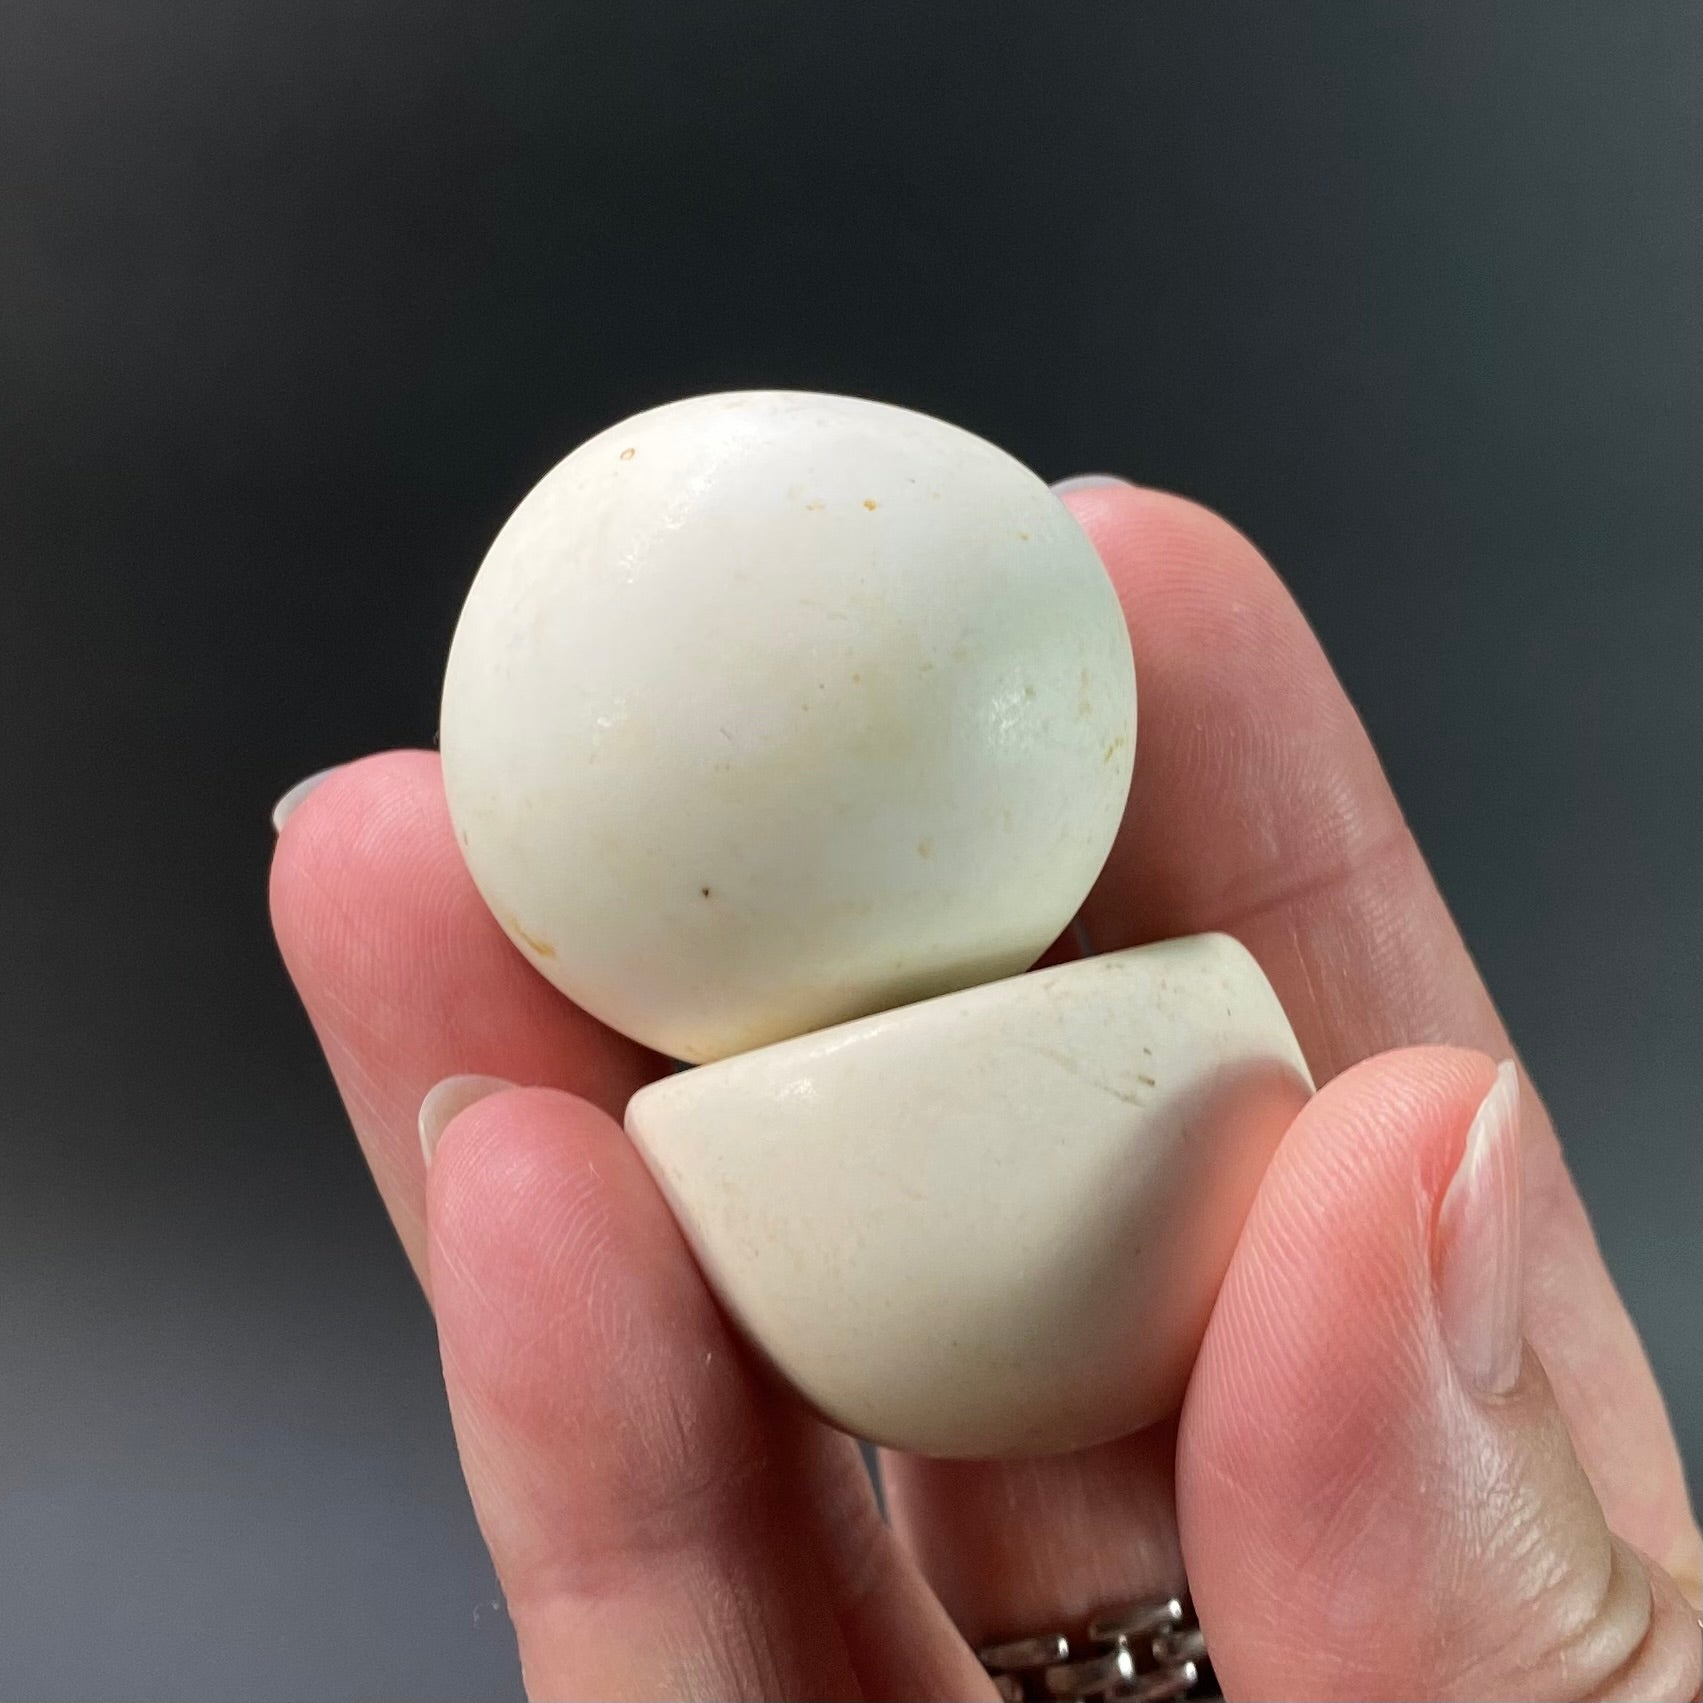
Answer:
441 391 1135 1063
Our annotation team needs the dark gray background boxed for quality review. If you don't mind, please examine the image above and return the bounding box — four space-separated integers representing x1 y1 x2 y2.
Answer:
2 4 1697 1698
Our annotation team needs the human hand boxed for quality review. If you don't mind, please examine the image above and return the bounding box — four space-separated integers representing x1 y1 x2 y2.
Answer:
271 480 1700 1700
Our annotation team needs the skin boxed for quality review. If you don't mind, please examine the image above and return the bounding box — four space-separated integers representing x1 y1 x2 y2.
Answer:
271 483 1701 1700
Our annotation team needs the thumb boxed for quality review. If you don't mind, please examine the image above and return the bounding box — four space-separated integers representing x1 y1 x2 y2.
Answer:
1178 1046 1701 1701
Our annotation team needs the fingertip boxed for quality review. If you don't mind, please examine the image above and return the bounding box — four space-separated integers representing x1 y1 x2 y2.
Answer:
1285 1043 1506 1214
421 1083 824 1602
1061 480 1406 1000
1055 480 1289 656
269 748 665 1300
421 1078 725 1433
424 1084 633 1308
1057 477 1263 572
1174 1046 1676 1700
1185 1045 1502 1464
423 1085 909 1702
269 744 657 1146
268 748 447 968
423 1085 655 1474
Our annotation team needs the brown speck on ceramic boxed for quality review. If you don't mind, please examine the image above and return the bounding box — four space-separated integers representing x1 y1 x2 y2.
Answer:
512 922 557 958
862 498 879 511
619 446 636 460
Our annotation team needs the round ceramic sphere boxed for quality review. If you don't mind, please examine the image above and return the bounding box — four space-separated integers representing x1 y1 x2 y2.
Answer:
440 391 1135 1063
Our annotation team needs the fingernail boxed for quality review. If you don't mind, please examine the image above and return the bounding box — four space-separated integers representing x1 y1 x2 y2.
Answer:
1052 474 1131 495
419 1073 515 1166
271 766 342 833
1436 1060 1525 1396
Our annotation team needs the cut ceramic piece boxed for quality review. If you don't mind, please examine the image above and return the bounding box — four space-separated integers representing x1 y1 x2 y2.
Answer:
441 390 1135 1064
624 932 1312 1458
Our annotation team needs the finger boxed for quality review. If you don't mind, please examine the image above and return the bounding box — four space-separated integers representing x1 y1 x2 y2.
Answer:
1070 479 1497 1076
883 481 1697 1647
1066 480 1695 1582
1180 1045 1701 1701
884 1425 1184 1646
268 749 662 1283
425 1083 989 1703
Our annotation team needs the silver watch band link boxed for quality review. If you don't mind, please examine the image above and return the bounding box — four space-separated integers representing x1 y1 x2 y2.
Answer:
978 1594 1216 1701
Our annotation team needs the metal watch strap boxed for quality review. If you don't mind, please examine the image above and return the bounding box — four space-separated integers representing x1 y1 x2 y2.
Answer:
978 1594 1217 1701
